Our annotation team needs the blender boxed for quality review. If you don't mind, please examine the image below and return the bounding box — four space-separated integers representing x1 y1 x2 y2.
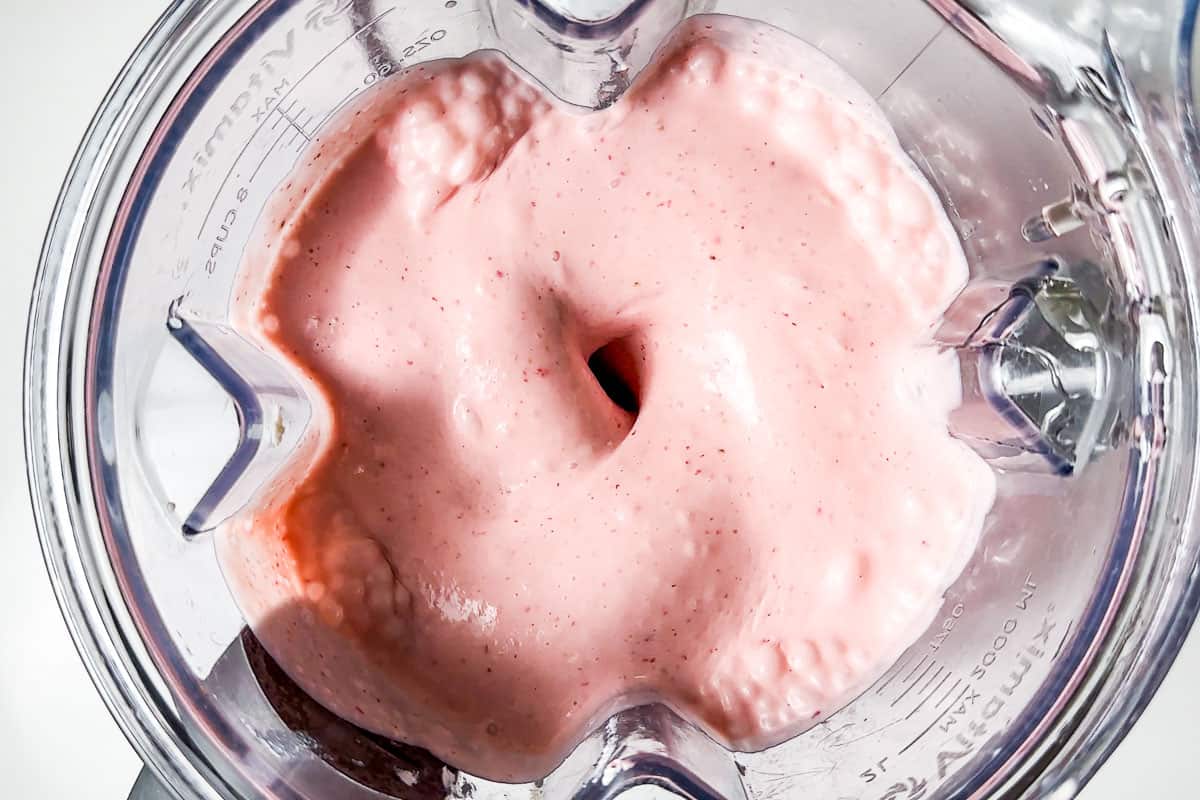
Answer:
23 0 1200 798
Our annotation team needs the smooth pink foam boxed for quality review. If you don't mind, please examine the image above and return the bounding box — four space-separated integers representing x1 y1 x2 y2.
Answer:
221 28 995 782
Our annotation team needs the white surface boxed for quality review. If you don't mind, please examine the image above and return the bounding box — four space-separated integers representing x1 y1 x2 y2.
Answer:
0 3 153 798
0 2 1196 798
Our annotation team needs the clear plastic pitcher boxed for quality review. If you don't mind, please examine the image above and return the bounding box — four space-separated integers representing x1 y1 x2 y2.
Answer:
24 0 1200 798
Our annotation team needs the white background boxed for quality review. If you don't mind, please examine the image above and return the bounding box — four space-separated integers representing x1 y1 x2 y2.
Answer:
0 1 1196 798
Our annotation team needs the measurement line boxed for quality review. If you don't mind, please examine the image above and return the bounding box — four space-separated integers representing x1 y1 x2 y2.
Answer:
899 683 970 755
278 105 312 142
876 25 946 101
902 657 926 681
293 109 316 138
883 654 913 679
919 664 944 695
314 87 361 131
1053 619 1074 659
827 719 903 750
195 7 395 239
250 124 292 181
813 720 853 748
285 6 396 105
891 660 936 707
874 654 915 694
935 677 962 710
279 98 300 122
197 98 299 239
906 670 951 720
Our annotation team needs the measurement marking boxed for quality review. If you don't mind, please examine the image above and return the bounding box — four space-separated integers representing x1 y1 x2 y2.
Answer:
314 87 361 131
1056 618 1075 662
279 99 302 123
874 655 915 693
287 7 396 104
813 720 854 747
278 104 312 142
251 124 292 181
935 677 962 710
1053 619 1074 659
902 654 930 684
198 177 235 242
282 109 315 139
899 683 970 755
891 659 935 707
905 669 951 720
919 664 944 694
274 99 299 126
197 98 301 239
195 7 396 239
876 25 947 101
874 654 915 694
827 719 903 750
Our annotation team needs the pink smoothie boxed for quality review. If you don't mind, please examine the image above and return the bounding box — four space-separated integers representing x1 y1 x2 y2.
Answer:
220 25 995 782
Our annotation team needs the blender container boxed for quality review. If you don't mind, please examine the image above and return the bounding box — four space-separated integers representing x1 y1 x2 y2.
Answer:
24 0 1200 798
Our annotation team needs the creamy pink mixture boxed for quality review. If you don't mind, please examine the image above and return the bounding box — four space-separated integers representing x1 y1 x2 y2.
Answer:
221 28 995 782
